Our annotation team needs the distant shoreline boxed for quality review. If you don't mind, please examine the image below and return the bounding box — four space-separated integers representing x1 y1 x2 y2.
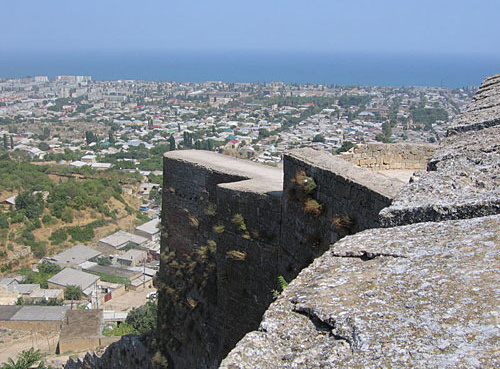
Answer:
1 50 498 87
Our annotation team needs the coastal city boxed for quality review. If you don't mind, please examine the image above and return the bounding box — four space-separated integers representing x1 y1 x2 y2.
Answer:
0 75 476 366
1 0 498 366
0 76 474 165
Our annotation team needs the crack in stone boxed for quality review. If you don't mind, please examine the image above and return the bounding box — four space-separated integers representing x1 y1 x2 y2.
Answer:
292 306 361 353
331 250 406 261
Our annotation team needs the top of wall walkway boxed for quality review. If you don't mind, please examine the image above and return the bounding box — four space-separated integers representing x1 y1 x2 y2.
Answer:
164 150 283 195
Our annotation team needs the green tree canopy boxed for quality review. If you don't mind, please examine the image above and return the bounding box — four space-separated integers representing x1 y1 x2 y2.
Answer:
0 347 51 369
312 134 325 143
65 285 82 300
125 300 157 334
15 191 44 220
336 141 355 154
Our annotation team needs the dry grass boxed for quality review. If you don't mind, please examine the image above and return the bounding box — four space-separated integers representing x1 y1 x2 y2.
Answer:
292 170 317 194
304 198 322 216
226 250 247 261
213 225 225 234
204 203 217 216
188 215 199 228
332 215 355 234
187 297 198 309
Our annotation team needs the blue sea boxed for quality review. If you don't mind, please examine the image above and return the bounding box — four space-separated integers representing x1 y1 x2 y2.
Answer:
0 50 498 87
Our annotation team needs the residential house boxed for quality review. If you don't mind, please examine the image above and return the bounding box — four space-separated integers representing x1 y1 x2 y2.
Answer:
47 268 100 299
97 230 148 254
134 218 160 241
46 244 101 268
116 249 147 267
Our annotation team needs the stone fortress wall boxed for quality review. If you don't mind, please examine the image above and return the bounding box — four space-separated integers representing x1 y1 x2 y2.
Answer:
157 130 436 366
65 74 500 369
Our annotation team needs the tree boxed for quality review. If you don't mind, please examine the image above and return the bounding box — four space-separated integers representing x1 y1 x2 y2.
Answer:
149 189 161 206
335 141 354 154
65 285 82 300
10 135 14 149
0 347 51 369
108 130 114 144
38 260 62 275
96 256 111 266
3 134 7 149
15 191 44 220
0 213 9 229
85 131 97 145
60 207 73 223
382 122 392 139
169 135 176 151
126 300 157 334
38 142 50 151
312 134 325 143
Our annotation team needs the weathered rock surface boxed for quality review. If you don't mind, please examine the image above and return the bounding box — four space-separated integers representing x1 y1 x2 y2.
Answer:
220 215 500 369
447 74 500 135
380 76 500 227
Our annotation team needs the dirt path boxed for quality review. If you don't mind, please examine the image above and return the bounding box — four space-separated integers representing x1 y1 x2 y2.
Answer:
0 329 59 364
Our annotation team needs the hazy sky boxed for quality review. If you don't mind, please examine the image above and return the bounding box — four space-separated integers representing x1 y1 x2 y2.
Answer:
2 0 500 56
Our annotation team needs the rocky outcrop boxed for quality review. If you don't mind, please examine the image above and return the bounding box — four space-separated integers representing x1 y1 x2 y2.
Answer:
380 75 500 226
447 74 500 135
221 75 500 368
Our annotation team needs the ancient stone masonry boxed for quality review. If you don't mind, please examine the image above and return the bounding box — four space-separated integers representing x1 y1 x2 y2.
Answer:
280 148 404 280
158 151 283 368
158 148 406 368
221 75 500 368
339 142 436 170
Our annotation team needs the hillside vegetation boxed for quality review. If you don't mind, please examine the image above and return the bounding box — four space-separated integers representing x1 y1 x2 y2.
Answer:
0 158 144 274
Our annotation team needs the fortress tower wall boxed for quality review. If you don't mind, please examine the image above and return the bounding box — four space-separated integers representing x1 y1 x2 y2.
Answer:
280 148 404 280
158 148 405 368
214 185 282 357
158 151 283 368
